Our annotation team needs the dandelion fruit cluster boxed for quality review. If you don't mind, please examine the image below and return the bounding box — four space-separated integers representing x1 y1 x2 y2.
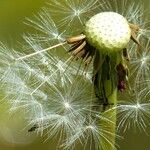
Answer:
85 12 131 53
0 0 150 150
67 11 140 106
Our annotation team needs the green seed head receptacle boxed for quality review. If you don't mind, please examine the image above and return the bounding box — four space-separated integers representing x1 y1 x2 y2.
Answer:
84 12 131 54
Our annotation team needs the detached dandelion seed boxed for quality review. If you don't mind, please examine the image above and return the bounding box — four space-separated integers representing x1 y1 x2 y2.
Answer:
47 0 101 28
118 94 150 133
130 39 150 84
138 79 150 98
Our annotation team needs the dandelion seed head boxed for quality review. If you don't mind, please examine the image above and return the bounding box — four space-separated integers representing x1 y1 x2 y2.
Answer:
85 12 131 53
0 0 150 149
99 0 143 22
99 0 150 40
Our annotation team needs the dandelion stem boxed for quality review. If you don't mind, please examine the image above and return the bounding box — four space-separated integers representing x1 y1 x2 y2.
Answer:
100 80 117 150
16 41 67 60
94 52 119 150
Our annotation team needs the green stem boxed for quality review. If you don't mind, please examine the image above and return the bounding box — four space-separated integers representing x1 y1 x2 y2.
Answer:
93 52 120 150
100 80 117 150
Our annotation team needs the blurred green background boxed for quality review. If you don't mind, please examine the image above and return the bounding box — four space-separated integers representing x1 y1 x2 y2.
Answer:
0 0 149 150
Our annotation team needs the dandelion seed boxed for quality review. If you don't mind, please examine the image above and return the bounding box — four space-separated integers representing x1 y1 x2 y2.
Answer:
63 113 120 150
138 79 150 99
118 93 150 133
64 102 71 109
25 8 66 43
15 41 67 61
99 0 143 25
130 39 150 84
26 79 96 145
47 0 101 28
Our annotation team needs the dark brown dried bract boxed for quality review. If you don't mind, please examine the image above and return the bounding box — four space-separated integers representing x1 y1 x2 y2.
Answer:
66 34 96 67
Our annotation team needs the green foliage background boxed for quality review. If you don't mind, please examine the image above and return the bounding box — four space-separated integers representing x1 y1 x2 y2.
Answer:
0 0 149 150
